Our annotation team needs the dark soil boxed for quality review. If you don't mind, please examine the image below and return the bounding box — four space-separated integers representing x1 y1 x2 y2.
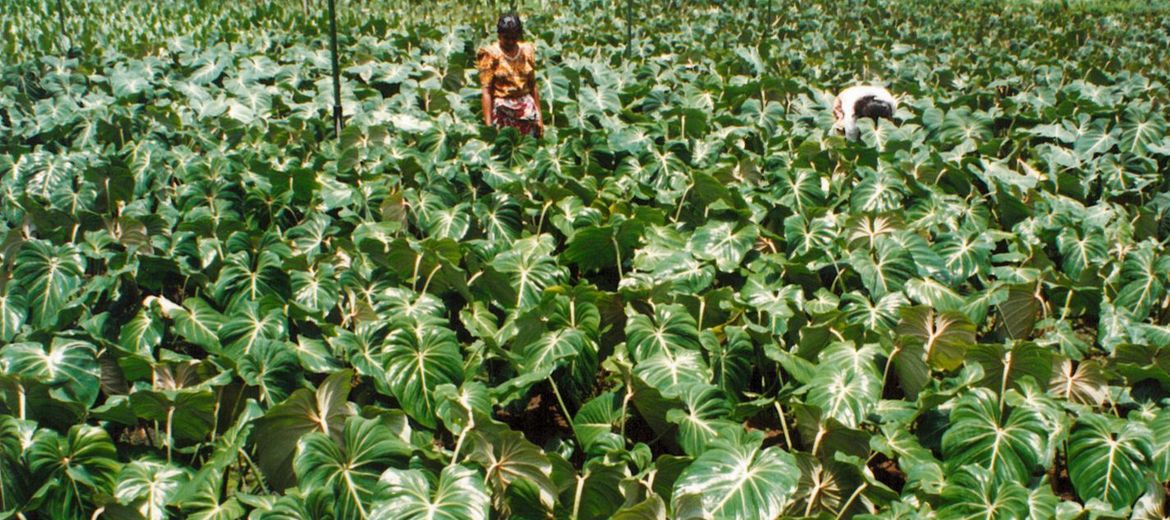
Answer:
868 453 906 493
495 387 572 449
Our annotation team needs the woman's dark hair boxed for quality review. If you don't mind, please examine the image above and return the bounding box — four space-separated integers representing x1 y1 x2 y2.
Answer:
855 95 894 120
498 12 523 38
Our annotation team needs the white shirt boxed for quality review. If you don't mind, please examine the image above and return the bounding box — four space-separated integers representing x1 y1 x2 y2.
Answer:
832 85 897 140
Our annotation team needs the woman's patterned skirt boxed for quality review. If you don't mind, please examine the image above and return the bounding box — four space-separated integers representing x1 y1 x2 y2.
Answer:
493 94 539 137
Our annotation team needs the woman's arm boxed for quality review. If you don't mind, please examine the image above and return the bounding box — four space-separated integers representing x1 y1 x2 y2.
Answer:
482 86 493 126
531 77 543 137
476 47 495 126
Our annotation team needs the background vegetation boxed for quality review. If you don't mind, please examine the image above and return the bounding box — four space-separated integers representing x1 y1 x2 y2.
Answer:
1 0 1170 518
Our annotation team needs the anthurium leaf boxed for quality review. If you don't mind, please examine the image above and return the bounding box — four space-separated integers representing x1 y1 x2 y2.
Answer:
384 316 464 429
290 262 340 315
740 273 802 336
895 305 975 371
572 391 626 456
1067 413 1153 509
850 238 915 298
890 338 931 400
672 430 799 520
517 327 587 372
118 305 164 358
667 383 736 457
294 415 412 520
434 381 492 438
563 222 641 272
173 466 246 520
940 388 1046 484
171 297 226 353
467 421 558 513
1114 244 1170 320
0 416 30 515
636 348 711 396
129 388 216 443
791 403 872 460
689 220 758 273
611 495 667 520
238 339 303 405
790 453 865 518
27 424 120 518
938 465 1029 520
114 460 191 520
370 465 490 520
997 284 1041 340
1 337 100 406
1147 409 1170 483
219 300 287 359
251 369 355 491
12 239 85 328
805 342 882 429
1056 227 1107 279
1048 358 1107 407
0 285 26 342
705 327 755 401
487 234 566 311
563 459 628 520
625 303 701 362
967 341 1053 396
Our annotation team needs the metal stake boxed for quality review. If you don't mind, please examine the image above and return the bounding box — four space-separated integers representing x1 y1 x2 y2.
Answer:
625 0 633 58
328 0 344 136
57 0 68 52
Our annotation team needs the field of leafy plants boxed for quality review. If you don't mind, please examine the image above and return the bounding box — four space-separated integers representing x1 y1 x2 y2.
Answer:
2 0 1170 518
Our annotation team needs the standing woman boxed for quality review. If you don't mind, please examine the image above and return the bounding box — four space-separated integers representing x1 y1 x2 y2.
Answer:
477 12 544 138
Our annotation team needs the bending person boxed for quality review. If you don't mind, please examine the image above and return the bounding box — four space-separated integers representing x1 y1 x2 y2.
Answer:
832 85 897 141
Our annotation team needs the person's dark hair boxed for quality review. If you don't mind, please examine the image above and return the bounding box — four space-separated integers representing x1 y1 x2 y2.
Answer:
498 12 523 39
855 95 894 120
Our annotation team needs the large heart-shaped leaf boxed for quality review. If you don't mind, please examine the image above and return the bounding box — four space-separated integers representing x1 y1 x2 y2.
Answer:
1 337 100 406
294 415 412 520
806 342 882 429
625 304 701 361
27 424 120 518
938 465 1029 520
850 238 915 298
940 388 1046 484
487 234 566 311
12 240 85 328
672 431 799 520
967 341 1053 396
251 369 355 491
384 317 464 429
114 460 191 520
667 383 736 456
0 285 26 342
371 465 490 520
1067 413 1152 509
467 421 558 513
689 220 758 273
895 305 976 372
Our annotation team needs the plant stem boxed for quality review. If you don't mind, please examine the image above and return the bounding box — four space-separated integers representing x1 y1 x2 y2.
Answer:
619 386 633 441
450 426 470 466
548 377 576 441
570 474 586 520
835 483 868 519
773 400 793 450
166 406 175 464
420 263 442 295
881 346 899 394
16 383 25 420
